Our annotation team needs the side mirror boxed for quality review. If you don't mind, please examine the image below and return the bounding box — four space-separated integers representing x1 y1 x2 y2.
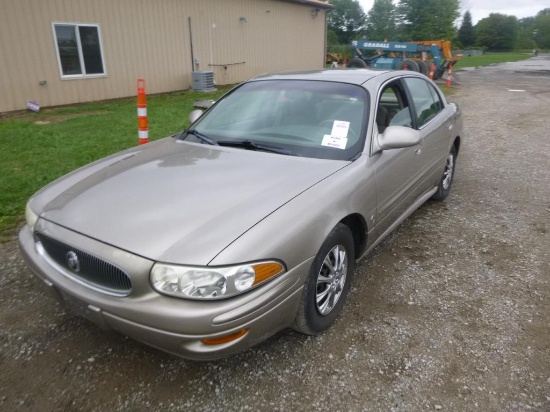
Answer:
378 126 421 150
189 109 204 124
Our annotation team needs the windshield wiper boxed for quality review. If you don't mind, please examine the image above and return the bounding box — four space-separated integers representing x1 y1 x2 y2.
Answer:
180 129 218 145
217 140 296 156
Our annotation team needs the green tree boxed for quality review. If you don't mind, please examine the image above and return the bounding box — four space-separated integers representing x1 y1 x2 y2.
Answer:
533 9 550 49
365 0 398 40
458 11 475 47
397 0 460 40
327 30 340 46
327 0 367 45
475 14 518 50
515 17 537 49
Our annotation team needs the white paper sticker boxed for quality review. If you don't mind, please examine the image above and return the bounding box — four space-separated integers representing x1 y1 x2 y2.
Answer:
330 121 350 138
322 134 348 150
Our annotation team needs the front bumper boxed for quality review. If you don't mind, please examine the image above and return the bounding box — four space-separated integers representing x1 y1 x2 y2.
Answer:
18 221 310 360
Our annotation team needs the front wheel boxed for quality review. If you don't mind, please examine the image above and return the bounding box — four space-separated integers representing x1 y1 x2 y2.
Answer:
431 145 457 200
293 223 355 335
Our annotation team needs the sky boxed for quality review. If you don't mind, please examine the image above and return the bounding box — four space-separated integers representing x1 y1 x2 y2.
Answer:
357 0 549 24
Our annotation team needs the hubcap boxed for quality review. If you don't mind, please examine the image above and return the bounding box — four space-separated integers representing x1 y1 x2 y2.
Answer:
442 152 454 190
315 244 348 316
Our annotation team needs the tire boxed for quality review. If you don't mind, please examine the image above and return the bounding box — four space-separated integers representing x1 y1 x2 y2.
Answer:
347 58 367 68
431 145 457 200
293 223 355 335
397 59 419 72
416 60 429 76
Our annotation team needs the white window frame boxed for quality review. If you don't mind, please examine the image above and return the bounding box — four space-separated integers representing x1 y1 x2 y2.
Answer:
52 22 107 79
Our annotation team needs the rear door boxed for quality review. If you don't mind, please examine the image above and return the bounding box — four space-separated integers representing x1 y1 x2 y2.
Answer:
402 77 451 193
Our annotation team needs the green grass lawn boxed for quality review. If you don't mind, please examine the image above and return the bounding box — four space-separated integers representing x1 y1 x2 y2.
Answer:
453 52 532 70
0 86 233 239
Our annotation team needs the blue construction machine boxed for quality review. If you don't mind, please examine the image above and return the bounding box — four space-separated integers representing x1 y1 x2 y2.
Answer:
348 40 462 79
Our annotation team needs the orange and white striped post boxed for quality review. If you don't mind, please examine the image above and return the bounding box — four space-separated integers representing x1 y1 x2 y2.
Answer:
429 63 435 80
446 64 453 88
137 78 149 145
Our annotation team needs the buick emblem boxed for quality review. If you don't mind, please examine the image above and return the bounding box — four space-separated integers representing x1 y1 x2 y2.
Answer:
66 251 81 272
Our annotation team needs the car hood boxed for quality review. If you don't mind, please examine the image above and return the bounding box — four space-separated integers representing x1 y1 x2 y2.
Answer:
38 138 349 265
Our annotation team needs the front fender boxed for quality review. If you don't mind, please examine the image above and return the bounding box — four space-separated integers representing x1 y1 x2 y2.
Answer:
209 155 377 272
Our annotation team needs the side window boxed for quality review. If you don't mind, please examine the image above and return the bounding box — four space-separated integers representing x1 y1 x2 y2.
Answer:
53 23 106 78
428 84 444 113
403 77 441 127
378 83 413 132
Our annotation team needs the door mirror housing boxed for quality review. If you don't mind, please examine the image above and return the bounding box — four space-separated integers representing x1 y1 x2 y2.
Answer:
378 126 421 150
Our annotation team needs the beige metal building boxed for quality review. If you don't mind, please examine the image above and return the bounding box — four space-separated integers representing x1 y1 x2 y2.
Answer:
0 0 332 113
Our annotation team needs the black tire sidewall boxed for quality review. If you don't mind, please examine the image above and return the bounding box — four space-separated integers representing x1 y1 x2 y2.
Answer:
347 58 367 68
417 60 429 76
298 224 355 335
398 59 419 72
432 145 457 200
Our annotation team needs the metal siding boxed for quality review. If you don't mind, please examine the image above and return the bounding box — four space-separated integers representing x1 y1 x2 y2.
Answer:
0 0 327 112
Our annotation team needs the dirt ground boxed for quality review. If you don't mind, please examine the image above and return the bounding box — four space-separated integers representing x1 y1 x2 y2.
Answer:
1 56 549 412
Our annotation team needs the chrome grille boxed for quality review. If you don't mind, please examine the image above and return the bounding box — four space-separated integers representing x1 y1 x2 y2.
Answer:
36 233 132 295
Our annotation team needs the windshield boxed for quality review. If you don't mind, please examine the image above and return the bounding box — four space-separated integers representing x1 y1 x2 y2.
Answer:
187 80 369 160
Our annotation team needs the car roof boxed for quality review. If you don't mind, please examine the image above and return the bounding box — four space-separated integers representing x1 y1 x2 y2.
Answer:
251 69 392 86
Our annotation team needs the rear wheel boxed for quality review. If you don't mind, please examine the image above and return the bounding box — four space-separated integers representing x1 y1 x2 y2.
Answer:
397 59 419 72
431 145 457 200
293 223 355 335
347 58 367 68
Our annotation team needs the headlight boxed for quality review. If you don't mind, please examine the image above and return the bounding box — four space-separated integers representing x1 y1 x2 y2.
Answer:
150 261 285 300
25 202 39 231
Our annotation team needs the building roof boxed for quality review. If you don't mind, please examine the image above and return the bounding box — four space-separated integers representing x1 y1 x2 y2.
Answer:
284 0 334 10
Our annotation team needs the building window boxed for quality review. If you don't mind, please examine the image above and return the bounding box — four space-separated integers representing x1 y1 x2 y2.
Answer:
53 23 105 78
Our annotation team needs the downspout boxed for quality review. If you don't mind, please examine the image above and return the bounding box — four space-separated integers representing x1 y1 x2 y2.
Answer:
323 10 328 68
188 17 195 71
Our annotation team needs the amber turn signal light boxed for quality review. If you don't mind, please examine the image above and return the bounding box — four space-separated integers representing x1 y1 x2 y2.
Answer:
252 262 284 286
201 329 248 346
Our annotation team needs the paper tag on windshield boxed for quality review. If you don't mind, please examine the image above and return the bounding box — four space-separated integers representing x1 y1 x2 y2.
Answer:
322 134 348 150
330 121 350 138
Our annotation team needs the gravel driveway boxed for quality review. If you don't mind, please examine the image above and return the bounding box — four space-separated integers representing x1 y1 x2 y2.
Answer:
1 56 549 411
